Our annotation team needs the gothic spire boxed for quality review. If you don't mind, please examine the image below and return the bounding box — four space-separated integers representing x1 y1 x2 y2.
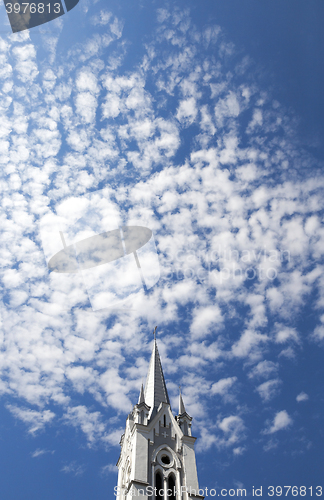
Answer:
138 383 145 404
179 386 186 415
144 332 170 419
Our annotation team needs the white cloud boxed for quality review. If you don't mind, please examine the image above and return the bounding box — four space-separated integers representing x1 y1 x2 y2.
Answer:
31 448 55 458
176 97 198 125
91 10 112 26
61 461 86 476
218 415 246 446
190 305 223 339
247 108 263 132
63 406 106 445
263 438 279 452
256 379 281 402
233 446 246 456
248 360 278 379
110 18 124 38
296 392 309 402
214 91 240 127
76 70 100 94
211 377 237 397
312 315 324 342
274 323 300 344
231 330 268 359
264 410 293 434
75 92 98 123
6 405 55 434
100 463 118 476
0 4 322 452
196 414 246 453
12 44 38 83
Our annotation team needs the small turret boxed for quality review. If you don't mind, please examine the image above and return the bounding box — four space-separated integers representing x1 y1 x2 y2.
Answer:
176 387 193 436
133 383 150 425
179 389 186 415
138 383 145 404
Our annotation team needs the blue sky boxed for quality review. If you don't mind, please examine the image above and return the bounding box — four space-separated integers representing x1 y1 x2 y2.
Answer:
0 0 324 498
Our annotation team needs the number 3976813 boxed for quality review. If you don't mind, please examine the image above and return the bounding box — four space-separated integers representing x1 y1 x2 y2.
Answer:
5 2 61 14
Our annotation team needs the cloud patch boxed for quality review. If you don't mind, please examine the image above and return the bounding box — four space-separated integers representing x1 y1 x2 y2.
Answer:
264 410 293 434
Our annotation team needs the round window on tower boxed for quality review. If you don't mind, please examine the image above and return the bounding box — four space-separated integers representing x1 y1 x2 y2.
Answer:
157 450 174 468
161 455 170 465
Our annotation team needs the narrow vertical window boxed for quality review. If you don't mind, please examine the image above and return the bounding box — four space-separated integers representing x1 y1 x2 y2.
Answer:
155 471 163 500
163 414 166 427
168 474 176 500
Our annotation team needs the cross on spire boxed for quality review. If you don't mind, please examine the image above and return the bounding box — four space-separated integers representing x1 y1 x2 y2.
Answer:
153 326 157 340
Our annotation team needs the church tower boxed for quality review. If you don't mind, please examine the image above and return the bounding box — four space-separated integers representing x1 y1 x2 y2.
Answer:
116 333 204 500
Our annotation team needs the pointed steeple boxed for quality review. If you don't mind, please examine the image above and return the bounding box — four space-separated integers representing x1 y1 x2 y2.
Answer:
144 330 170 419
176 385 192 435
138 383 145 404
179 387 186 415
116 327 204 500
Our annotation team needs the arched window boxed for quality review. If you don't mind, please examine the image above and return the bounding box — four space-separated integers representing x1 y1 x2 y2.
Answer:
168 474 176 500
155 471 164 500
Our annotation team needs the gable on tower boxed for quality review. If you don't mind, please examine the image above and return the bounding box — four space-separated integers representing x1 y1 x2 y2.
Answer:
116 331 204 500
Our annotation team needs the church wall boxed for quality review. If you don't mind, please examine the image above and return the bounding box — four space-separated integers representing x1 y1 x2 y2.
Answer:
127 482 149 500
132 431 149 483
181 442 200 491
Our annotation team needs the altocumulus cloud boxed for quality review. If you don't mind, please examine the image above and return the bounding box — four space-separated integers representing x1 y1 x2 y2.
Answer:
264 410 293 435
0 5 323 456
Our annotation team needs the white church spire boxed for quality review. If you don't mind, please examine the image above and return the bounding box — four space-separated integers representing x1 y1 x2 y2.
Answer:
179 386 186 415
138 383 145 404
116 327 204 500
144 328 170 419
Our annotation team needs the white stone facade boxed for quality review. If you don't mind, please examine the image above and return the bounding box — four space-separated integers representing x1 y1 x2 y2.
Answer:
116 339 204 500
